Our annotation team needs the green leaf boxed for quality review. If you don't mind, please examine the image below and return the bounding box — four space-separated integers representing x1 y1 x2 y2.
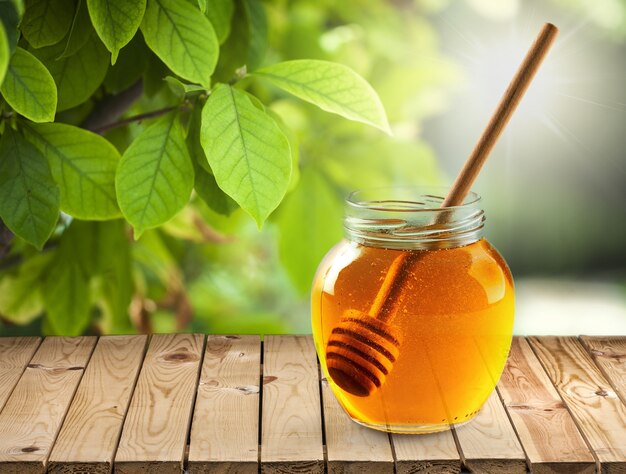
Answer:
185 99 207 167
274 167 343 294
0 128 60 250
0 47 57 122
42 247 91 336
20 0 75 48
164 76 205 98
212 0 247 82
103 34 149 93
266 107 299 192
0 252 52 324
87 0 146 64
200 84 291 227
57 0 92 59
0 21 8 85
186 101 237 216
254 59 391 133
142 52 169 97
194 164 238 216
205 0 233 44
0 0 22 53
50 219 132 333
24 122 121 220
31 33 109 111
93 220 133 333
116 112 194 236
322 136 444 191
241 0 266 70
140 0 218 87
131 228 178 295
42 259 90 335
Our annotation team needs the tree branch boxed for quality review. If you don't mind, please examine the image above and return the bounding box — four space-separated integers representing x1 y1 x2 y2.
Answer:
82 79 144 133
90 106 178 134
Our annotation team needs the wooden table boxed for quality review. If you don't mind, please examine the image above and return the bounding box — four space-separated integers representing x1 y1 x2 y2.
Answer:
0 335 624 474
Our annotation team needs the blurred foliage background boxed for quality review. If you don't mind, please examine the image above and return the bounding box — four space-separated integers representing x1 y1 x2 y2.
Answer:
1 0 625 336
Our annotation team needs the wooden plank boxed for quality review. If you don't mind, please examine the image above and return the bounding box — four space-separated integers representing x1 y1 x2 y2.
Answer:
261 335 324 473
530 336 626 473
498 337 596 474
47 335 148 474
392 430 461 474
188 335 261 474
453 390 526 473
0 336 97 474
115 333 204 474
320 373 394 473
580 336 626 404
0 337 40 412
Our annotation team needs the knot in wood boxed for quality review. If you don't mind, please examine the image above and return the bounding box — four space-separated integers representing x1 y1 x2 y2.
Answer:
263 375 277 385
595 388 615 398
27 364 82 374
235 385 259 394
161 351 199 363
21 446 39 453
509 401 565 412
591 349 624 360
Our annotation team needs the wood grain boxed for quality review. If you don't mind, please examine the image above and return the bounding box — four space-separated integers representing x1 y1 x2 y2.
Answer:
499 337 596 474
0 336 97 474
115 333 204 474
321 374 393 473
392 430 461 474
453 390 526 473
580 336 626 405
530 336 626 473
0 337 40 413
188 335 261 474
261 335 324 474
47 335 147 474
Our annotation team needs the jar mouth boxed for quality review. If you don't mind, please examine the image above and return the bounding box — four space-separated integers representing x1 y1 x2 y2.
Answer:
344 186 485 250
346 186 481 212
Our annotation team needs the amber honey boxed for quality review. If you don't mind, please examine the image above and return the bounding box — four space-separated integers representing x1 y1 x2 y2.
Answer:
312 238 514 433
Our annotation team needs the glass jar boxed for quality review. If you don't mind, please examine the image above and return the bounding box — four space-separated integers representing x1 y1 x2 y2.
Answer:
311 187 514 434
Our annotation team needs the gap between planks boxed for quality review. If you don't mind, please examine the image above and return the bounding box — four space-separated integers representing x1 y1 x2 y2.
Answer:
47 335 149 474
115 333 205 474
2 335 625 474
0 336 98 474
261 335 325 474
529 336 626 474
499 337 597 474
580 336 626 407
187 335 260 474
0 337 42 413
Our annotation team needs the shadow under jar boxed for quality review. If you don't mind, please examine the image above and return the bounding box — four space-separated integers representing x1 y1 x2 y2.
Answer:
311 187 515 434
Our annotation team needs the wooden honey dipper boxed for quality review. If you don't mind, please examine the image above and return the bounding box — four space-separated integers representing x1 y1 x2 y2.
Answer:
326 23 559 397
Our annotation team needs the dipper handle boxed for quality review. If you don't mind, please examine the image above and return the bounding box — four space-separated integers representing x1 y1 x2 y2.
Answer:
370 23 559 322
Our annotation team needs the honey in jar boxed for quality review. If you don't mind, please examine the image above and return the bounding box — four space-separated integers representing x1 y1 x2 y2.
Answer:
311 187 514 433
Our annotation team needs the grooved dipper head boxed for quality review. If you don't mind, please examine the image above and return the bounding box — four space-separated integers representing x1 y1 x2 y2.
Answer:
325 310 401 397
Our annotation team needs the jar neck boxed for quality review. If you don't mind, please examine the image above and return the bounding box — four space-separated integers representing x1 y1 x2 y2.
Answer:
343 187 485 250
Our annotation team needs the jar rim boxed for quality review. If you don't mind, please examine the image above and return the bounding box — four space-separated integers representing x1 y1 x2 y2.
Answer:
346 186 482 212
343 186 485 250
